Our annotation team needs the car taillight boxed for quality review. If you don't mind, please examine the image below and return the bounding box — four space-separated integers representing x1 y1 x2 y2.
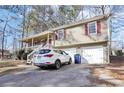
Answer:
44 54 53 57
46 62 52 64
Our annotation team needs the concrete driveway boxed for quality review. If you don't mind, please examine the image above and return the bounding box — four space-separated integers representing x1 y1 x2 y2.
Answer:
0 64 114 87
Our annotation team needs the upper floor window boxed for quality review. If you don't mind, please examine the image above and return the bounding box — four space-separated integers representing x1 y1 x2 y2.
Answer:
56 29 65 40
88 22 97 34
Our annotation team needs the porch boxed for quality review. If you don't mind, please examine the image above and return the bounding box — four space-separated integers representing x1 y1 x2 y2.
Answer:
19 31 54 50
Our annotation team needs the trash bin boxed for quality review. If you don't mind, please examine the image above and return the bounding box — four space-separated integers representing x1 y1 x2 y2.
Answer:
74 54 81 64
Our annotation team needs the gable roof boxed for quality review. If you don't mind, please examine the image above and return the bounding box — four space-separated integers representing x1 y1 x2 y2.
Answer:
51 14 110 31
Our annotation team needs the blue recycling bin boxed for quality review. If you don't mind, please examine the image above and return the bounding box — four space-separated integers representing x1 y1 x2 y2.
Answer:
74 54 81 64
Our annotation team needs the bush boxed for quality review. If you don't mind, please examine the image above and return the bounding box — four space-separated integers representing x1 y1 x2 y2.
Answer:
115 50 124 56
16 49 25 60
22 52 28 60
15 49 33 60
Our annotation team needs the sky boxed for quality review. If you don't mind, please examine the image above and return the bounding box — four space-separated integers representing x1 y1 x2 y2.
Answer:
0 8 22 51
111 12 124 49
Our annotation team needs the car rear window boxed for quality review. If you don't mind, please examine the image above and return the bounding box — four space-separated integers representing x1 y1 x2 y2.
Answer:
39 49 51 54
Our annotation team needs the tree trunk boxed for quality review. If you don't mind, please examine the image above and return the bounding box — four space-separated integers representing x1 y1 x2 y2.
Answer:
21 5 26 49
1 20 8 59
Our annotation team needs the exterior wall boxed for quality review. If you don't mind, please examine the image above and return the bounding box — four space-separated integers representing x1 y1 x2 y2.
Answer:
21 18 108 49
53 19 108 47
58 43 108 64
103 46 109 63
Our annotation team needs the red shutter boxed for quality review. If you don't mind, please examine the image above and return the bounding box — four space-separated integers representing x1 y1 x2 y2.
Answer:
85 23 88 35
97 20 101 34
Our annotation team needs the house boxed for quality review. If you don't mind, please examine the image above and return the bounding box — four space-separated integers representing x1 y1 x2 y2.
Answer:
20 14 111 64
0 49 11 59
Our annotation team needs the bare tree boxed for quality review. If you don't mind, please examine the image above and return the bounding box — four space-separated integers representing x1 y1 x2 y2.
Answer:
86 5 111 17
21 5 26 48
1 13 9 59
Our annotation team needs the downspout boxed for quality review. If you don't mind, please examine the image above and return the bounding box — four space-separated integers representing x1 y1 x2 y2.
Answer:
107 14 112 63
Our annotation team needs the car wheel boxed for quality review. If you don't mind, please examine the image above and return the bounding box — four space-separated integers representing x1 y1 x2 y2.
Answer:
55 60 61 69
68 58 72 65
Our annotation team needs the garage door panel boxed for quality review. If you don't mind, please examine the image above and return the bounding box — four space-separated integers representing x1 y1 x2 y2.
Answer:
81 47 104 64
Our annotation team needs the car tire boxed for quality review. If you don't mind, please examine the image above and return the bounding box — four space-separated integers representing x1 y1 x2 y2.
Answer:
55 60 61 69
68 58 72 65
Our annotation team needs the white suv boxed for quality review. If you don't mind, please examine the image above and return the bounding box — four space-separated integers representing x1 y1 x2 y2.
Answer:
32 49 72 69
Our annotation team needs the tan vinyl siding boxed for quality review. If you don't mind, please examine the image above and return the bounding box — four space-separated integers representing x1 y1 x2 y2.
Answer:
54 19 108 47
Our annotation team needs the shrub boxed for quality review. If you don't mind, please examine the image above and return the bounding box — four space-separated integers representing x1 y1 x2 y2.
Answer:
15 49 33 60
16 49 25 60
114 50 124 56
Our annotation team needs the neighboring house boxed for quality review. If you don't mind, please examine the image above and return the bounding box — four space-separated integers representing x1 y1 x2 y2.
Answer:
20 14 111 64
0 49 11 59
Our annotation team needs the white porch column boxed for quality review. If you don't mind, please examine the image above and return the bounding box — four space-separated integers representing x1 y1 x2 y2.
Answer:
25 42 28 53
32 38 34 48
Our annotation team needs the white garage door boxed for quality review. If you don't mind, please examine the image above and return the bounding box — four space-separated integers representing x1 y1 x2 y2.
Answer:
81 46 104 64
62 48 76 62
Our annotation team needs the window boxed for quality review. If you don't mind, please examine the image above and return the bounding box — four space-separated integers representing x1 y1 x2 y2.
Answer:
38 49 51 54
88 22 97 34
56 29 65 40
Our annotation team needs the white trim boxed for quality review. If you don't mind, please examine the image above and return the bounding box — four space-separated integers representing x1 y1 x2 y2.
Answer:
88 21 97 35
81 45 103 49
